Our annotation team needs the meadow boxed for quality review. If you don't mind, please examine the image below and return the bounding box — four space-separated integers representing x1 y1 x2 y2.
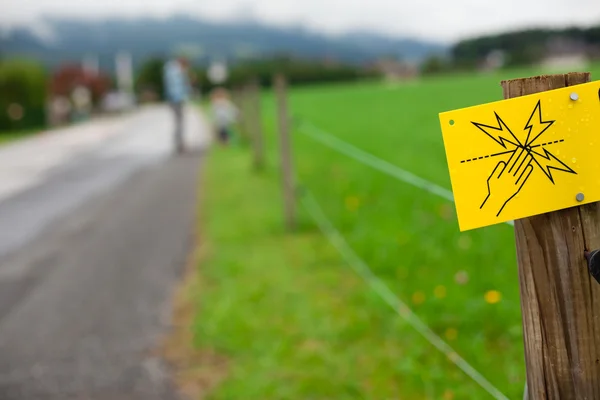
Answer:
186 65 600 400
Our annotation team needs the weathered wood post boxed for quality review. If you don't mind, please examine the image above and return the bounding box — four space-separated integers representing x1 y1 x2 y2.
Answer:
502 72 600 399
274 74 295 230
249 79 265 170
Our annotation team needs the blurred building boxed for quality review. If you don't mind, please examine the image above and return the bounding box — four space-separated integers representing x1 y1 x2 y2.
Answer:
47 64 112 126
479 50 506 71
368 59 419 81
540 37 591 70
116 52 134 94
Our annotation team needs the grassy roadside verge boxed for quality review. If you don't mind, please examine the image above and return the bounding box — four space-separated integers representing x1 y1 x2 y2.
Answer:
0 129 37 145
163 143 492 400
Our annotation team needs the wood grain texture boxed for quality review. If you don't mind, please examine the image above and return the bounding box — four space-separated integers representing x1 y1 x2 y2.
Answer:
274 74 296 230
501 72 600 399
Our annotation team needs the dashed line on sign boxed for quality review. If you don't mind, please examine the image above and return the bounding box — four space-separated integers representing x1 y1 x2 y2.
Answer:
460 139 565 163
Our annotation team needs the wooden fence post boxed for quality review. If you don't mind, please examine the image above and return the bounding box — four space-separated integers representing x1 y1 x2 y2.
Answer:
232 87 249 144
249 80 265 170
501 72 600 399
274 74 295 230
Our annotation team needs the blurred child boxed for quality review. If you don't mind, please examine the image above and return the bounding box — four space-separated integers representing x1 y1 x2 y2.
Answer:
210 88 238 144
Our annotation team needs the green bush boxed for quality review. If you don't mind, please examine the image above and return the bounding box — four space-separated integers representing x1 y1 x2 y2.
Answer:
451 25 600 68
0 59 47 132
135 57 166 100
421 55 450 75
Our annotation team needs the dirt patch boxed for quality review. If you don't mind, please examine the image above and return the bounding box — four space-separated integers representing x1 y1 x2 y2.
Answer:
159 209 230 399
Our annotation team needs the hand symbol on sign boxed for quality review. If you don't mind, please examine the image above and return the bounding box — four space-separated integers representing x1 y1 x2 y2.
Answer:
480 152 534 217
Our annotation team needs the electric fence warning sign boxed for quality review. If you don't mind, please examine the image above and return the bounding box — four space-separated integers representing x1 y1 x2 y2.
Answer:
439 81 600 231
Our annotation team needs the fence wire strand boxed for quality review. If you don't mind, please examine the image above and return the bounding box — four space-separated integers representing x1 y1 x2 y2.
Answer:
297 120 514 227
300 190 510 400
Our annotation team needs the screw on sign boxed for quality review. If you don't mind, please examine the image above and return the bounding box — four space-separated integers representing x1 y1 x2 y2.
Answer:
439 73 600 400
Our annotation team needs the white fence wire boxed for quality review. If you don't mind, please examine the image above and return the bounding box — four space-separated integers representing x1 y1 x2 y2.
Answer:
294 119 518 399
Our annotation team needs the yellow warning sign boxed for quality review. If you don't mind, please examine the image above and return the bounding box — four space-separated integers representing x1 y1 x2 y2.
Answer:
439 80 600 231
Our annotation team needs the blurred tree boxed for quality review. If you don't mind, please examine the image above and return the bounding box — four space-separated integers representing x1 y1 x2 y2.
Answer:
420 55 449 75
451 25 600 68
135 57 166 101
584 26 600 44
196 55 374 93
0 58 48 132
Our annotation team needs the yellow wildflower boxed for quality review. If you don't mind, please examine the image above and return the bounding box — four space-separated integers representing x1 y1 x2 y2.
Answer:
345 196 360 211
445 328 458 341
434 285 447 299
412 291 425 305
484 290 502 304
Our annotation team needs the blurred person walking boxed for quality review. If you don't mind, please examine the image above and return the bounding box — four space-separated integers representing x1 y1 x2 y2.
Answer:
163 57 192 154
210 88 238 145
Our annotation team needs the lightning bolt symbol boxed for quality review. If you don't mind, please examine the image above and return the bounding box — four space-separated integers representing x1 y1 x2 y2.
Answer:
472 113 521 149
467 99 578 217
529 147 576 184
521 100 575 183
523 100 554 146
469 100 577 185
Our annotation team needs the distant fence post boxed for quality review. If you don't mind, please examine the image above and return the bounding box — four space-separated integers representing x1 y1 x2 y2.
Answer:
232 87 249 144
501 72 600 399
249 79 265 170
274 74 295 230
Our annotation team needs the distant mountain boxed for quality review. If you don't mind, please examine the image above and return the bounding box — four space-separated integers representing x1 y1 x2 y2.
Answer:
0 16 446 71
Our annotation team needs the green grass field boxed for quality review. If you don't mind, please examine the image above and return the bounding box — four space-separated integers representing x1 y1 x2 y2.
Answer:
192 66 600 399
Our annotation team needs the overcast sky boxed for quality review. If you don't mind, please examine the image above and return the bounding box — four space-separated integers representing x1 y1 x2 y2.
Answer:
1 0 599 42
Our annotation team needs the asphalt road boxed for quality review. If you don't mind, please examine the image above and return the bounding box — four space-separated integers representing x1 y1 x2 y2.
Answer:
0 105 209 399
